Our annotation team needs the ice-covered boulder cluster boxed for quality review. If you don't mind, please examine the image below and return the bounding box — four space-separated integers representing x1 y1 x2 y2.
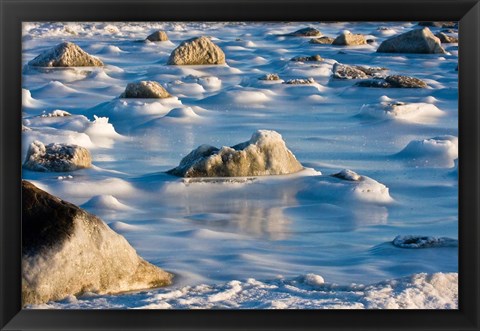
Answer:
28 42 103 67
167 130 304 177
22 181 172 305
23 141 92 172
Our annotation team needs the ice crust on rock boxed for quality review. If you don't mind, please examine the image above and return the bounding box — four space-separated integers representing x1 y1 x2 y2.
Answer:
393 235 458 248
120 81 171 99
167 36 226 65
332 169 362 181
41 109 72 117
377 27 446 54
28 42 104 67
23 141 92 172
167 130 304 177
21 181 172 306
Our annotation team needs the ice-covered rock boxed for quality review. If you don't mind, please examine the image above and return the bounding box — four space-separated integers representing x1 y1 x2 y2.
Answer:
146 30 169 42
359 101 443 121
259 73 280 81
377 28 446 54
167 36 225 65
435 32 458 43
332 32 367 46
396 135 458 168
28 42 104 67
167 130 304 177
120 81 171 98
23 141 92 172
309 36 334 44
356 75 428 88
283 78 315 85
331 169 362 181
286 27 321 37
22 181 172 306
40 109 71 117
392 235 458 248
290 54 323 62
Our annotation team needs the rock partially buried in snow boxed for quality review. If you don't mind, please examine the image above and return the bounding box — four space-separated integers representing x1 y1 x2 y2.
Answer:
22 181 172 306
359 101 443 122
23 141 92 172
392 235 458 248
290 54 323 62
418 21 457 28
259 73 280 81
435 32 458 43
377 28 446 54
167 130 304 177
309 36 335 44
40 109 71 117
28 42 104 67
283 78 315 85
332 32 367 46
396 135 458 168
146 30 169 42
167 36 226 65
121 81 171 98
286 27 321 37
356 75 428 88
332 63 388 80
332 169 362 181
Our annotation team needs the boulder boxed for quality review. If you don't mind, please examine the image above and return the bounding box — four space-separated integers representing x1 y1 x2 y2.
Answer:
23 141 92 172
332 63 388 79
356 75 427 88
167 130 303 177
120 81 171 98
435 32 458 43
167 36 225 65
290 54 323 62
22 181 172 306
332 32 367 46
331 169 362 181
377 27 446 54
28 42 104 67
286 27 321 37
146 30 169 42
309 36 334 44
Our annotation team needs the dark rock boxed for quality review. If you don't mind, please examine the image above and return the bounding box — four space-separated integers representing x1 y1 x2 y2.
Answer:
418 21 457 28
286 27 321 37
435 32 459 43
290 54 323 62
385 75 428 88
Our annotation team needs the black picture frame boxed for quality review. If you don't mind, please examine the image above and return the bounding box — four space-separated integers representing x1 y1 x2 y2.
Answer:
1 0 479 330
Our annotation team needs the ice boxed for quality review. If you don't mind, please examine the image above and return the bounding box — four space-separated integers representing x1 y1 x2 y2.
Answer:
22 21 458 309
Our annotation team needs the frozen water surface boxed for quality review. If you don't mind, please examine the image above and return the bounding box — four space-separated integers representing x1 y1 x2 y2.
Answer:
22 21 458 309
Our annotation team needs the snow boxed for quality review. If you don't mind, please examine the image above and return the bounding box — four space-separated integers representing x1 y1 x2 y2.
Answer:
22 21 458 309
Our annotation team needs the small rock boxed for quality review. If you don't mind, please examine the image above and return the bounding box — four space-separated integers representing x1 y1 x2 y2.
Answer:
40 110 71 117
377 27 446 54
331 169 362 181
167 36 225 65
283 78 315 85
332 32 367 46
435 32 458 43
28 42 104 67
290 54 323 62
309 36 335 44
23 141 92 172
385 75 428 88
120 81 171 98
146 30 169 42
332 63 388 79
287 27 321 37
259 73 280 81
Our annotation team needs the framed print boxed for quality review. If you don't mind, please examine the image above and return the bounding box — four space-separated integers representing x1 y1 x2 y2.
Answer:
1 0 479 330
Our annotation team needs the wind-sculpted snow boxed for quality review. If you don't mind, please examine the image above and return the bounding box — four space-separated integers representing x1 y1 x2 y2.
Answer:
392 235 458 248
396 136 458 168
28 272 457 309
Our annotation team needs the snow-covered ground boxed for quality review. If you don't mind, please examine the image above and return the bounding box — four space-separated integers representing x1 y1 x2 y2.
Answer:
22 22 458 309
